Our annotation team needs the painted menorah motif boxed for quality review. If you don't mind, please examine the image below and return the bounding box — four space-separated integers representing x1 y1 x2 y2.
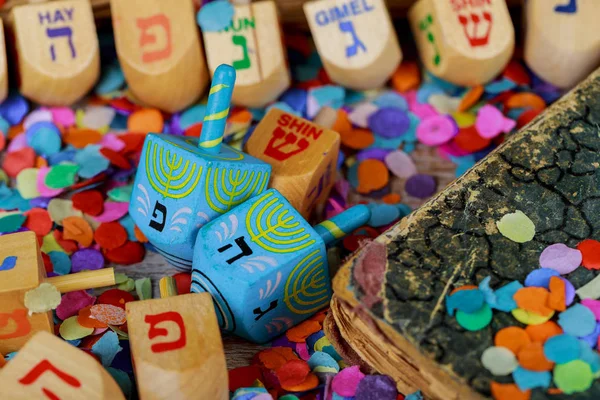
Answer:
130 64 271 270
191 188 371 342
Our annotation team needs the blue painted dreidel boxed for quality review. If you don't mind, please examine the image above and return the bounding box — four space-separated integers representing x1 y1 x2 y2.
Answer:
190 189 370 343
129 64 272 270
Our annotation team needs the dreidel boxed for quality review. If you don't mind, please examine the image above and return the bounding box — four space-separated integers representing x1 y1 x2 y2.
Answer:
126 293 228 400
245 108 340 219
0 331 124 400
9 0 100 105
303 0 402 90
129 64 271 270
0 231 116 354
110 0 209 112
191 189 371 343
202 0 290 108
524 0 600 89
409 0 514 86
0 20 8 103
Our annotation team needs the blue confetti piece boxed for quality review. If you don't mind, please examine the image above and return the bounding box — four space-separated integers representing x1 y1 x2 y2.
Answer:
266 102 301 117
0 184 31 212
0 256 17 271
306 51 323 67
107 368 133 400
74 145 110 179
0 93 29 125
0 116 9 136
232 387 269 400
524 268 561 289
347 163 359 190
180 104 207 130
48 149 77 166
397 203 412 218
26 121 62 156
119 215 137 242
306 330 325 352
321 344 342 362
110 113 128 130
512 366 551 391
95 63 125 95
446 288 485 316
405 390 424 400
294 65 320 82
416 82 444 104
484 78 517 94
506 107 527 121
491 280 522 312
310 85 345 109
344 89 366 105
372 134 405 150
450 155 476 177
92 331 123 367
478 276 497 307
48 251 71 275
196 0 234 32
5 352 17 361
66 339 81 347
559 304 597 337
373 91 409 110
426 72 463 96
579 340 600 373
544 334 580 363
280 88 308 114
580 322 600 349
308 351 340 372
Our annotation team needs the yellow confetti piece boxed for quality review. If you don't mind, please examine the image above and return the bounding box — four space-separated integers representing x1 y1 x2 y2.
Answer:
511 308 554 325
15 168 40 199
0 168 7 185
452 111 477 128
496 210 536 243
47 199 82 225
59 315 94 340
24 283 61 314
41 232 66 254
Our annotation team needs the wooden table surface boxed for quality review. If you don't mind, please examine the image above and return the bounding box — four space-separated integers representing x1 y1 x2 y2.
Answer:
116 144 457 370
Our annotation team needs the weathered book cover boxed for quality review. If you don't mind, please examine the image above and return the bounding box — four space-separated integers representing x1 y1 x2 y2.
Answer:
330 68 600 399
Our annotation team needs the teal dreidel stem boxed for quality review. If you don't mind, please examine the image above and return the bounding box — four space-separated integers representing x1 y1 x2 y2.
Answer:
313 204 371 246
198 64 236 154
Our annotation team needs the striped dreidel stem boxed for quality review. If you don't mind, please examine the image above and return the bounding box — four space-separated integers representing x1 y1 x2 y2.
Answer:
198 64 236 154
314 204 371 246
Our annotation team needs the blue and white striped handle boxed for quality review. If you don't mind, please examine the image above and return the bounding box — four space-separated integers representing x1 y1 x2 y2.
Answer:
314 204 371 246
198 64 236 154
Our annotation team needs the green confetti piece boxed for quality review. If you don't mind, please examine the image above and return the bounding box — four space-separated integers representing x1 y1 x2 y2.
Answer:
107 368 133 400
456 303 493 331
0 168 9 185
45 163 80 189
108 324 129 339
0 213 26 233
114 272 129 285
135 278 152 300
16 168 40 199
59 316 94 340
108 184 133 202
554 360 594 394
118 278 135 292
496 210 535 243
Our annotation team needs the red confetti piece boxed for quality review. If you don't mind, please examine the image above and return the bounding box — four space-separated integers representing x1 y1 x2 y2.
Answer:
276 359 310 389
2 147 35 177
53 229 79 254
104 241 145 265
99 148 131 169
173 272 191 295
94 222 128 250
41 252 53 274
24 208 53 236
119 133 146 155
577 239 600 270
503 60 531 86
72 190 104 216
228 365 263 392
90 304 127 325
453 125 491 153
97 289 135 310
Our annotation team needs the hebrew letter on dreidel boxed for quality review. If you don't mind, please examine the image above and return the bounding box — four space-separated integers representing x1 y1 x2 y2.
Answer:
218 236 253 264
253 300 278 321
137 14 172 63
149 201 167 232
555 0 577 13
0 309 31 340
46 26 76 61
264 127 309 161
458 11 493 47
145 311 187 353
19 359 81 399
232 35 251 70
338 20 367 58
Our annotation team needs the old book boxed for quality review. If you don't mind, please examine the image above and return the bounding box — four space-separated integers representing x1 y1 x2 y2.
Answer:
329 68 600 399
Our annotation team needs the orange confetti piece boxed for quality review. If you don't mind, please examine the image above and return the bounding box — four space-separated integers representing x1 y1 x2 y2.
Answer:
382 193 402 204
63 127 102 148
333 109 352 134
8 123 24 140
228 109 252 124
77 306 108 329
281 373 319 392
94 222 128 250
62 216 94 247
453 125 491 153
134 225 149 243
518 342 554 371
0 132 4 152
458 85 484 112
127 108 164 133
184 123 203 137
547 276 566 312
340 128 374 150
505 93 546 111
90 304 127 325
286 320 322 343
310 309 328 324
391 62 421 93
495 326 531 355
0 352 5 368
490 382 531 400
450 285 478 295
257 347 299 370
525 321 562 343
547 388 563 395
35 156 48 169
357 159 389 194
513 287 553 316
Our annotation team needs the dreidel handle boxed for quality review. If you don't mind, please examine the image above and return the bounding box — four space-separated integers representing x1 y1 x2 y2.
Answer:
198 64 236 154
314 205 371 246
46 268 116 293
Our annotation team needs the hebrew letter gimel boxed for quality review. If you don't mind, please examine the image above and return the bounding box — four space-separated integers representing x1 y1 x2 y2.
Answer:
145 311 187 353
149 201 167 232
338 20 367 58
137 14 172 63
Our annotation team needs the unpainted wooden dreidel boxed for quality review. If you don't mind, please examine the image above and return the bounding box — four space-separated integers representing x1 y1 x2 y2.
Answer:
409 0 514 86
126 293 228 400
10 0 100 105
303 0 402 90
110 0 209 112
129 64 271 270
202 0 290 108
524 0 600 89
0 20 8 103
244 108 340 219
0 331 124 400
0 231 116 354
191 189 370 343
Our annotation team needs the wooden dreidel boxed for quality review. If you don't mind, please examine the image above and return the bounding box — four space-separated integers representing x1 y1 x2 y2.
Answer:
0 331 124 400
408 0 514 86
129 64 272 270
110 0 208 112
244 108 340 219
190 189 370 343
0 231 116 354
126 293 228 400
303 0 402 90
524 0 600 89
202 0 290 108
0 20 8 103
10 0 100 105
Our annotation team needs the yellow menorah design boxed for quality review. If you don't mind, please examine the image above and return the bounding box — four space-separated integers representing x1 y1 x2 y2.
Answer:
245 191 315 253
205 167 269 214
284 248 329 315
145 140 203 199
